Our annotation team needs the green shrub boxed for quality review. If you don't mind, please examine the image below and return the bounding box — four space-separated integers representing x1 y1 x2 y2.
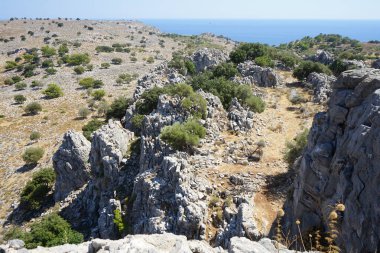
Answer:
276 52 299 68
230 43 270 64
78 107 90 119
66 53 90 66
117 73 136 84
284 129 309 166
41 46 56 57
15 82 27 90
74 66 85 74
79 77 95 89
4 78 15 85
146 56 154 63
212 62 238 79
96 45 114 53
58 44 69 56
23 214 83 248
245 95 266 113
29 131 41 140
135 86 166 115
30 81 43 88
181 93 207 119
82 119 105 140
57 22 64 27
293 61 332 80
131 114 145 132
93 79 104 88
160 119 206 151
5 60 18 70
91 89 105 100
111 58 123 65
106 97 132 119
86 64 93 71
14 94 27 104
43 84 63 98
255 55 274 68
22 147 44 164
12 75 22 83
41 59 54 68
329 59 349 76
101 62 110 69
24 102 42 115
45 68 57 75
113 209 126 234
168 52 196 75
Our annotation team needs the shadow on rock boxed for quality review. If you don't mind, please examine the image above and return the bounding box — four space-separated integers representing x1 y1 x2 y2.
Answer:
15 164 37 173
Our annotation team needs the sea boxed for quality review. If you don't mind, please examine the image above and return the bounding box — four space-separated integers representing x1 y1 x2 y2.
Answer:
141 19 380 45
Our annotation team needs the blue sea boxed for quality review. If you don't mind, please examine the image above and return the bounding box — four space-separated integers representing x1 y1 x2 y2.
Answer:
141 19 380 45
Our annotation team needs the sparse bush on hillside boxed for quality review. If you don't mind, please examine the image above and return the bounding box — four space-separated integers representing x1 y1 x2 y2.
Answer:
74 66 85 74
160 119 206 151
111 58 123 65
66 53 90 66
329 59 349 76
230 43 270 64
45 68 57 75
293 61 332 80
78 107 90 119
41 59 54 68
9 214 83 249
30 80 43 89
168 52 196 75
43 83 63 98
41 46 56 57
14 94 27 104
255 55 275 68
79 77 95 89
106 97 132 120
5 60 18 70
95 45 114 53
29 131 41 141
82 119 105 140
146 56 154 63
101 62 110 69
131 114 145 133
58 43 69 56
91 89 106 100
15 82 27 90
212 62 238 79
24 102 42 115
284 129 309 166
22 146 44 164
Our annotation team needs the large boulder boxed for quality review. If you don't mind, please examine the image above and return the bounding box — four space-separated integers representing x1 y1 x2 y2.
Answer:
284 68 380 253
227 98 254 132
234 61 282 87
309 50 334 65
190 48 229 72
306 72 336 104
53 131 91 201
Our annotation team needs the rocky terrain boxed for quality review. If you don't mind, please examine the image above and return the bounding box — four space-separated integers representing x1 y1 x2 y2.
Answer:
1 19 380 253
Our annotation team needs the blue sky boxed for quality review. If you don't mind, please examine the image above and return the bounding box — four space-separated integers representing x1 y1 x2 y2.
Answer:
1 0 380 20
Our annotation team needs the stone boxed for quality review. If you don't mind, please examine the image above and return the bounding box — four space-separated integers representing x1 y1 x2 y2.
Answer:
234 61 281 87
284 68 380 253
53 131 91 201
189 48 229 72
309 50 334 65
306 72 336 104
228 98 254 132
372 59 380 69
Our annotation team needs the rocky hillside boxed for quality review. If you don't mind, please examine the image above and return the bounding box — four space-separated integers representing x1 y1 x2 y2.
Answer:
284 68 380 253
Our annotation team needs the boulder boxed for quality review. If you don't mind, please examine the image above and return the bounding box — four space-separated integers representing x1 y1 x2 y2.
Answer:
234 61 281 87
306 72 336 104
309 50 334 65
189 48 229 72
53 131 91 201
228 98 254 132
284 68 380 253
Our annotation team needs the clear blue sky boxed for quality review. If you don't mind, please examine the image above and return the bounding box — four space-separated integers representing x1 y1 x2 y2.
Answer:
1 0 380 20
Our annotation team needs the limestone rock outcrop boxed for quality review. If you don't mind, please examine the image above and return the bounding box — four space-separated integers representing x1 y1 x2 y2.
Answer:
284 68 380 253
306 72 336 104
309 50 334 65
228 98 254 132
53 131 91 201
234 61 281 87
190 48 229 72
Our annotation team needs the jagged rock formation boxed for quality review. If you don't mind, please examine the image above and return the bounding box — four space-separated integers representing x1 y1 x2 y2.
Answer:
284 68 380 253
342 59 366 69
189 48 229 72
372 59 380 69
306 72 336 104
309 50 334 65
234 61 282 87
133 62 185 99
228 98 254 132
0 234 316 253
53 131 91 201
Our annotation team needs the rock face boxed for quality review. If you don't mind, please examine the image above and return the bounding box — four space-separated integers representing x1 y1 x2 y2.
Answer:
342 59 366 70
234 61 281 87
53 131 91 201
284 68 380 253
306 72 336 104
228 98 254 132
372 59 380 69
190 48 229 72
309 50 334 65
1 234 316 253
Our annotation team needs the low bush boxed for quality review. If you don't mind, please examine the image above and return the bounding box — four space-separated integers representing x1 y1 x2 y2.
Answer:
101 62 110 69
111 58 123 65
24 102 42 115
14 94 27 104
82 119 105 140
79 77 96 89
230 43 270 64
284 129 309 166
146 56 154 63
91 89 105 100
168 52 196 75
41 59 54 68
93 79 104 88
15 82 27 90
66 53 90 66
41 46 56 57
255 55 275 68
29 131 41 140
95 46 114 53
160 119 206 151
78 107 90 119
58 44 69 56
293 61 332 80
212 62 238 79
43 84 63 98
45 68 57 75
106 97 132 120
131 114 145 133
5 61 18 70
22 147 44 164
74 66 85 74
30 81 43 88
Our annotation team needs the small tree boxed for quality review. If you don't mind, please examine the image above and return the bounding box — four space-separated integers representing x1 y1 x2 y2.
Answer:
43 84 63 98
293 61 332 80
14 94 27 104
82 119 105 140
106 97 132 119
79 77 95 89
22 146 44 164
24 102 42 115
